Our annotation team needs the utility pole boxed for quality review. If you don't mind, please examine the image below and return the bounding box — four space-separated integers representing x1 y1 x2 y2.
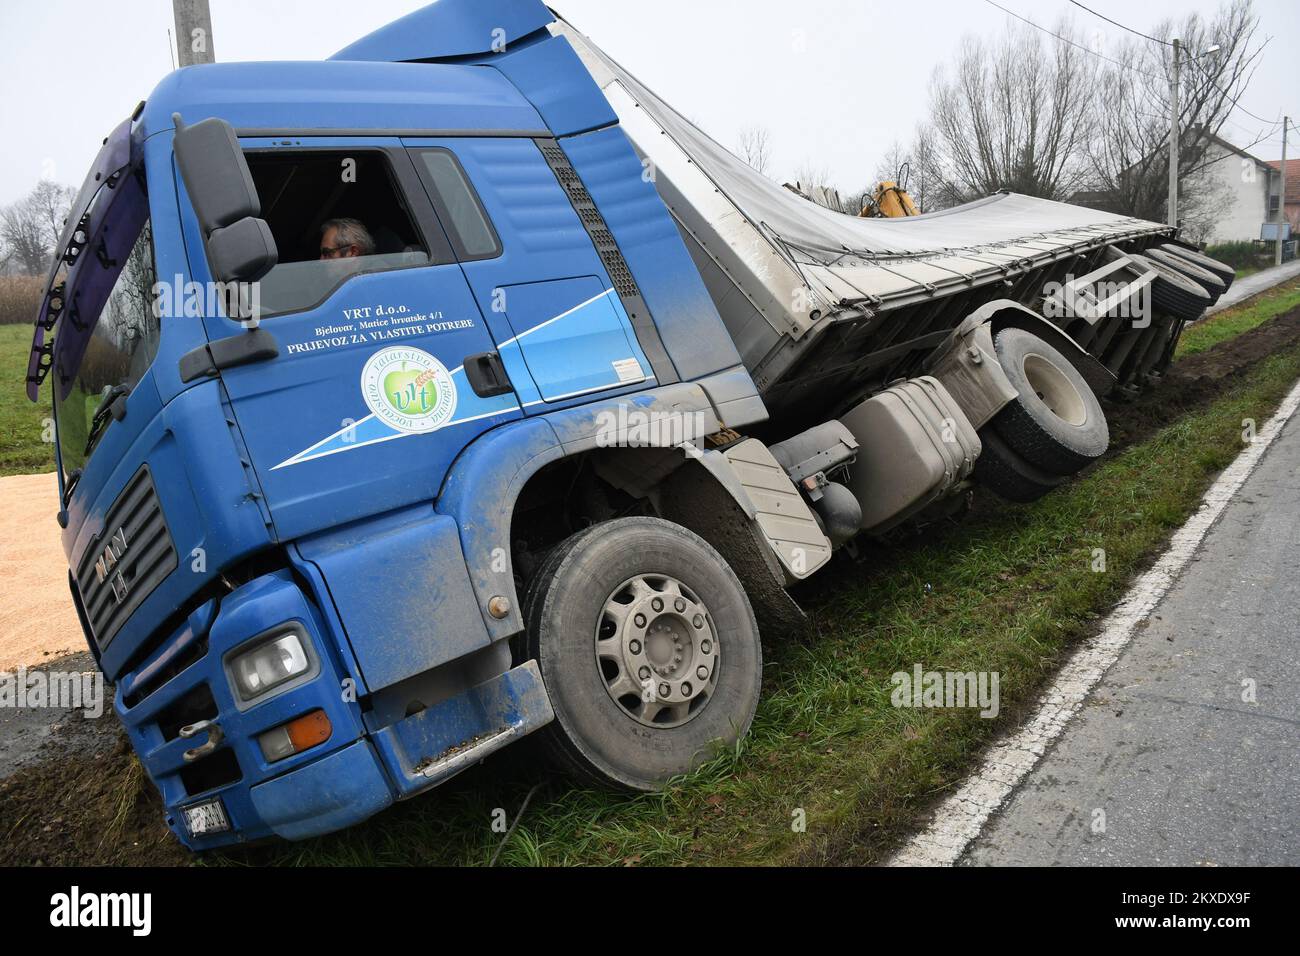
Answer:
173 0 216 67
1276 117 1289 266
1168 38 1181 228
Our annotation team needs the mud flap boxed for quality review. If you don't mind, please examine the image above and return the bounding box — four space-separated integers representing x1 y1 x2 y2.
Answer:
659 460 810 640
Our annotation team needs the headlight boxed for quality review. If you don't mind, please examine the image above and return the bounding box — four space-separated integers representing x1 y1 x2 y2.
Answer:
228 631 310 703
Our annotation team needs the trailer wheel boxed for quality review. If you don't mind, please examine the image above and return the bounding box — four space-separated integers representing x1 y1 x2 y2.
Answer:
1128 252 1213 322
1145 247 1226 303
1158 243 1235 291
989 327 1109 477
524 516 762 791
972 427 1067 503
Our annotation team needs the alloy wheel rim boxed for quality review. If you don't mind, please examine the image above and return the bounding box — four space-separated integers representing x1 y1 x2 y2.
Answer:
594 573 719 728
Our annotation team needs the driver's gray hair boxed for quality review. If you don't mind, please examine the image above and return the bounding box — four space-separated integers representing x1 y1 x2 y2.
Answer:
321 217 375 256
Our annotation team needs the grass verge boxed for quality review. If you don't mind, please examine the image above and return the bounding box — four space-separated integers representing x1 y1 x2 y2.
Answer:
0 324 54 476
1178 278 1300 357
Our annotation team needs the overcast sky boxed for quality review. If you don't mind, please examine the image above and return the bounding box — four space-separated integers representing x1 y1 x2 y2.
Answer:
0 0 1296 206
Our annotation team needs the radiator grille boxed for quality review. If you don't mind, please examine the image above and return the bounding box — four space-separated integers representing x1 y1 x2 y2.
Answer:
75 465 177 650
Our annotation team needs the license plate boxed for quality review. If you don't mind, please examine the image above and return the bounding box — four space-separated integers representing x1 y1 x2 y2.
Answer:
183 799 230 836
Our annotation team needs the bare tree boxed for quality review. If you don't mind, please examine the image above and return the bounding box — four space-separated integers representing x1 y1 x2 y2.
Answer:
736 125 773 176
0 179 76 276
1178 164 1236 243
907 124 941 213
922 21 1098 206
792 161 832 192
0 198 51 277
1087 0 1265 224
873 140 910 187
31 180 75 248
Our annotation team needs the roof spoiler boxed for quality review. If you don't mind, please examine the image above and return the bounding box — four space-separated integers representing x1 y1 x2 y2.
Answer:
331 0 554 63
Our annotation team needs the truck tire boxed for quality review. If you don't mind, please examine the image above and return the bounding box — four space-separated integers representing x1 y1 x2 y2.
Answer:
1145 247 1226 303
1128 252 1212 322
1158 243 1235 291
988 327 1109 477
524 516 762 791
972 427 1066 504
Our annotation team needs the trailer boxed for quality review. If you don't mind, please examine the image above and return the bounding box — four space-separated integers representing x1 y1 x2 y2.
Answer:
24 0 1233 849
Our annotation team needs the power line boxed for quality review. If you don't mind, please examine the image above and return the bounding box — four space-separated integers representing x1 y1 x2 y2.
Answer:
1183 48 1280 127
1221 111 1281 137
1065 0 1284 128
982 0 1290 173
979 0 1160 79
1067 0 1169 46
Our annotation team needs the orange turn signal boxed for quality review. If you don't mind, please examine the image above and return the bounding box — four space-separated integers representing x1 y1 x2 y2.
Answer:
286 710 332 751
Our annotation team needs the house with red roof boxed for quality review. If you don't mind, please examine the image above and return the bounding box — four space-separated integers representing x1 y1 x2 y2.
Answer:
1266 157 1300 234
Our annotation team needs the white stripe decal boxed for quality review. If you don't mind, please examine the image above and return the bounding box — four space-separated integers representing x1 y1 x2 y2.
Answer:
270 288 629 470
522 374 652 405
271 413 379 470
495 288 616 350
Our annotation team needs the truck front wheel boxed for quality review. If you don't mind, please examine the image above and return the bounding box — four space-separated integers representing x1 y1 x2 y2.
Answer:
524 517 762 791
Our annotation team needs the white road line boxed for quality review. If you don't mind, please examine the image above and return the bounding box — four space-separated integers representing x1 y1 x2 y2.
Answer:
889 375 1300 867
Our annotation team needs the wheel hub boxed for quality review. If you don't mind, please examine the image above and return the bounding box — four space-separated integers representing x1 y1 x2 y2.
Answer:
595 574 719 728
1022 352 1087 426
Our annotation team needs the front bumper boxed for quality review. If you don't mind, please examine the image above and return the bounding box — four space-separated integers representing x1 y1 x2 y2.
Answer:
115 569 552 851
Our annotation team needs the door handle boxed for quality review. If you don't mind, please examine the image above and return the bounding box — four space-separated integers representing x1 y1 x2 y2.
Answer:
463 351 513 398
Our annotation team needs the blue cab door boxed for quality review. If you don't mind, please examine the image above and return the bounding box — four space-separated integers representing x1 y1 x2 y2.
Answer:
179 137 522 541
403 138 656 412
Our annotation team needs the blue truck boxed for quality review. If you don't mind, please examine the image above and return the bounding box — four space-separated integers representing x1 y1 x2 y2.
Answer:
25 0 1234 850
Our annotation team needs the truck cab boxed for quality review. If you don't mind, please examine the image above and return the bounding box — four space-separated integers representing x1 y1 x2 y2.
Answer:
30 1 769 849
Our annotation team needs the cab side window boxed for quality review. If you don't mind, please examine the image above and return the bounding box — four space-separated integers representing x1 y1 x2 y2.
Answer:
244 150 436 318
410 149 500 260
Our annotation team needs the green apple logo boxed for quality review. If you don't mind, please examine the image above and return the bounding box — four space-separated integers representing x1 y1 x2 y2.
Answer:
361 347 457 434
384 365 437 414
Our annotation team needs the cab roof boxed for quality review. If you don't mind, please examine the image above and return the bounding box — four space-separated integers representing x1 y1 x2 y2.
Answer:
138 59 547 140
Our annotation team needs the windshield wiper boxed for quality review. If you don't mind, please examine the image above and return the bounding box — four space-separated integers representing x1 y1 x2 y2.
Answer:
83 383 131 457
62 468 83 507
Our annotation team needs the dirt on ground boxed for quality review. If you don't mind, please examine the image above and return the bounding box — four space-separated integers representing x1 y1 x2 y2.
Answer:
0 471 86 671
1103 307 1300 451
0 717 189 866
2 302 1299 867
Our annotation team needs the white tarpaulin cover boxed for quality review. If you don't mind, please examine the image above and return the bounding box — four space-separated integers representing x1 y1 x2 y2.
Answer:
555 19 1172 324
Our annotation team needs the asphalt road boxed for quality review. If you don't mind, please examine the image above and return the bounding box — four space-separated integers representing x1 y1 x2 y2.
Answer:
1206 259 1300 315
964 411 1300 866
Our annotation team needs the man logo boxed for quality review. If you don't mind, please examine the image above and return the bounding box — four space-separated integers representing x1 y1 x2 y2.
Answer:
93 527 130 603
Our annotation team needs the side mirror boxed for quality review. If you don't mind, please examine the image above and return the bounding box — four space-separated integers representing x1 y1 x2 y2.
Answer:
172 113 278 285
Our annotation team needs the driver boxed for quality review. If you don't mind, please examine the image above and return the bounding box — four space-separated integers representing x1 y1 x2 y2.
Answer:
319 218 375 259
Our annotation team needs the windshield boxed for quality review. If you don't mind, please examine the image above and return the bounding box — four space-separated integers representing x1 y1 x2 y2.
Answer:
52 219 159 479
